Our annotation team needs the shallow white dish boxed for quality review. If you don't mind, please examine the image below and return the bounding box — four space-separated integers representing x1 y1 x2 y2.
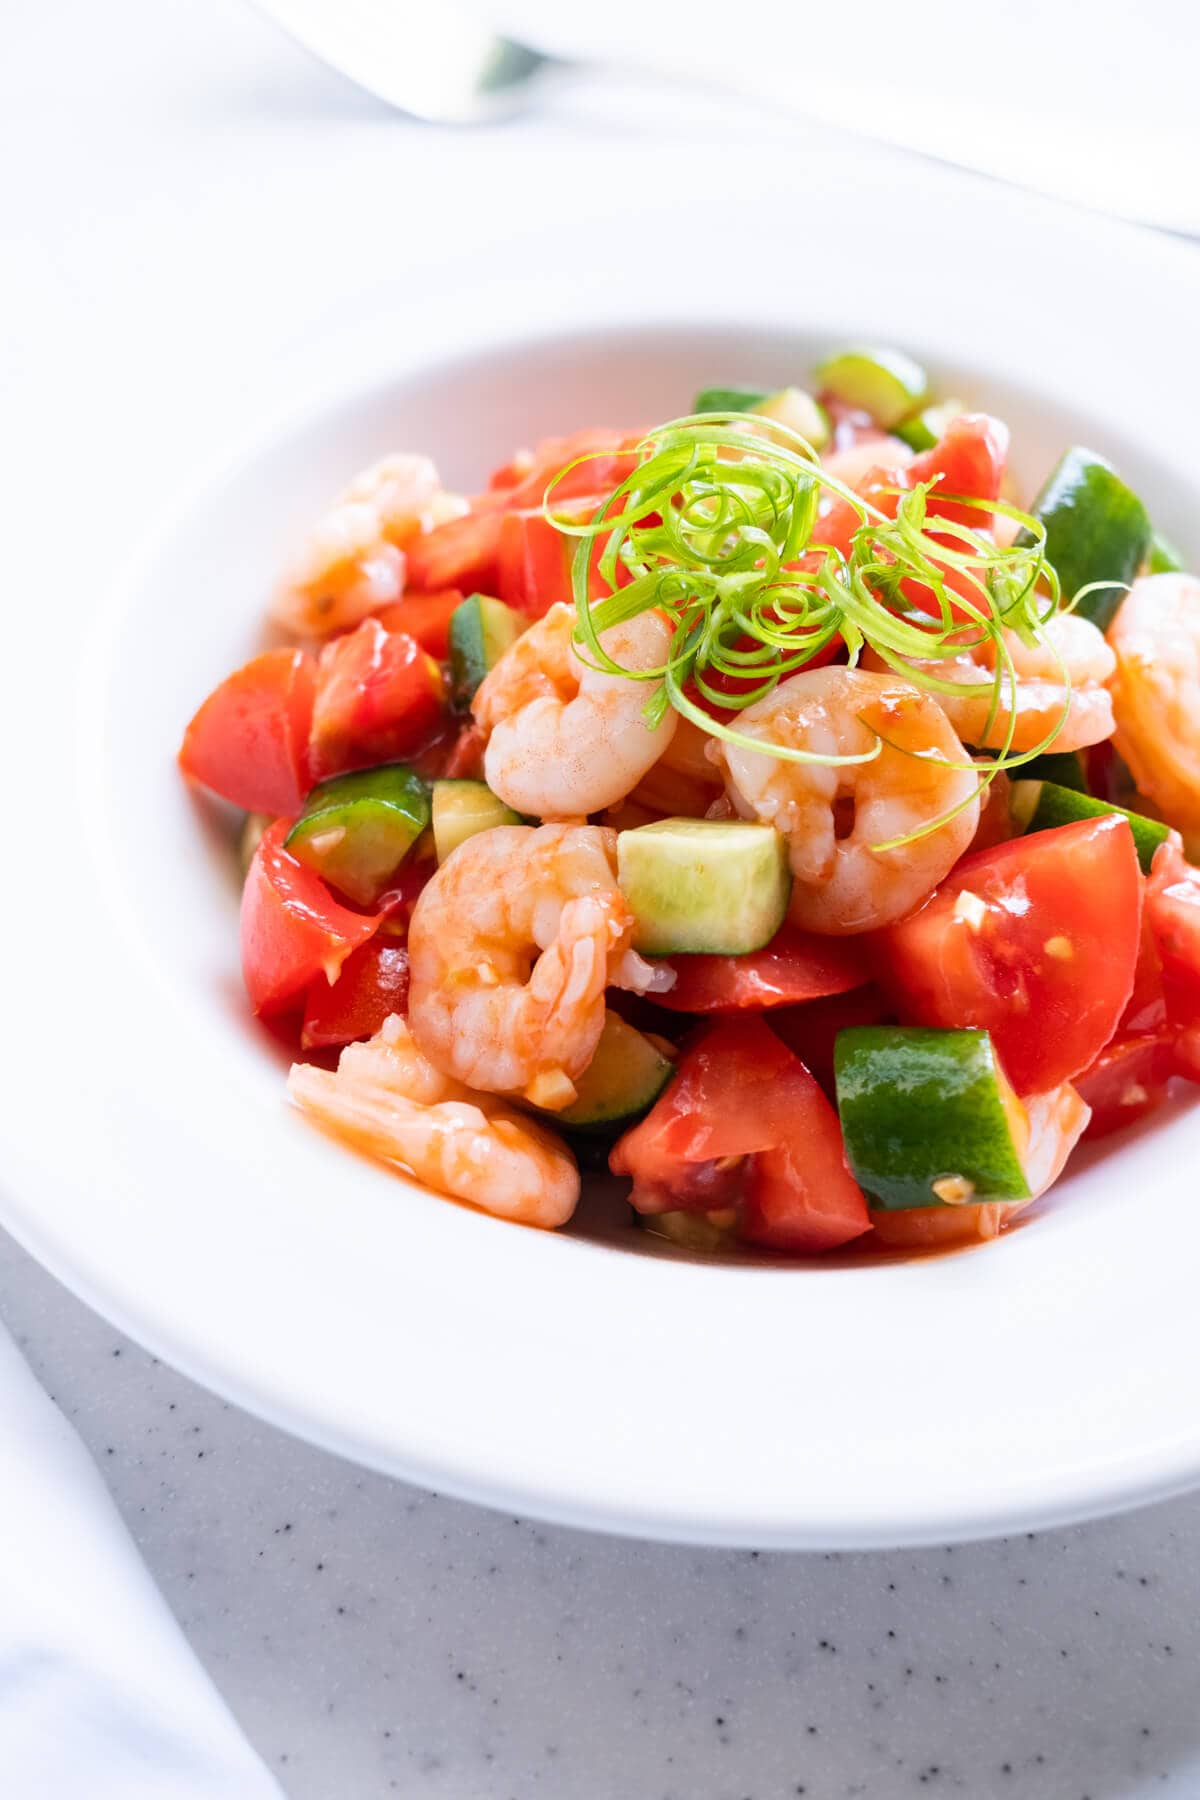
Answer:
7 178 1200 1547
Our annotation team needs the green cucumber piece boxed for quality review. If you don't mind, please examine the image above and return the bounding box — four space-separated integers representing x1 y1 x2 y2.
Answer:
448 594 523 705
894 398 963 453
1009 779 1168 875
617 818 791 956
1014 750 1088 793
750 387 832 451
1015 447 1151 629
637 1208 739 1253
812 346 930 429
1148 528 1186 575
693 384 768 414
286 764 429 905
431 778 520 863
835 1026 1030 1211
552 1013 674 1133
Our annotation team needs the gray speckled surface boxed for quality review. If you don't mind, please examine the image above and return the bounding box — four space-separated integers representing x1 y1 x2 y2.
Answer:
4 1227 1200 1800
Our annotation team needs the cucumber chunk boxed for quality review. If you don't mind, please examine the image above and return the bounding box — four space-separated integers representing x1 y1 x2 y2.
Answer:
431 779 521 863
812 346 930 429
835 1026 1030 1211
617 819 791 955
750 387 832 451
285 764 429 906
1148 528 1186 575
693 384 768 414
448 594 523 705
1014 749 1088 793
551 1013 674 1133
1016 447 1151 629
894 398 963 453
1009 779 1169 874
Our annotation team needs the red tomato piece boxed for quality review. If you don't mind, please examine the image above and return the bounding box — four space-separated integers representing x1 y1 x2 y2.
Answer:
875 816 1142 1094
907 412 1009 529
301 939 410 1049
480 429 640 512
241 822 381 1016
495 498 625 618
1146 841 1200 1028
405 511 503 594
1076 1030 1177 1140
769 982 894 1099
652 923 870 1014
441 721 486 780
308 619 446 781
375 589 462 659
179 648 314 818
609 1018 869 1252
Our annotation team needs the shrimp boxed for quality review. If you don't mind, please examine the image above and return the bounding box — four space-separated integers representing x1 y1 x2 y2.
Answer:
869 612 1115 753
709 665 980 934
271 453 468 638
1107 573 1200 831
869 1081 1090 1248
473 602 677 818
288 1015 578 1228
407 823 670 1105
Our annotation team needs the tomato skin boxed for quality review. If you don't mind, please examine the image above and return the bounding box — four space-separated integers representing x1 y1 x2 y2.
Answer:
375 589 462 658
769 982 893 1099
241 822 381 1016
875 816 1143 1094
1146 841 1200 1028
405 511 503 594
301 939 410 1049
908 412 1009 527
496 499 626 618
179 648 314 817
308 619 446 782
1076 1030 1177 1139
740 1130 870 1254
610 1018 869 1252
652 924 870 1015
481 430 639 513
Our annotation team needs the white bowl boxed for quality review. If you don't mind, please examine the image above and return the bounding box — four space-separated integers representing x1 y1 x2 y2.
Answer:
8 180 1200 1547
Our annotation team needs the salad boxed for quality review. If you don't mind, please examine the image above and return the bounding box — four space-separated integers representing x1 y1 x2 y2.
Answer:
179 346 1200 1257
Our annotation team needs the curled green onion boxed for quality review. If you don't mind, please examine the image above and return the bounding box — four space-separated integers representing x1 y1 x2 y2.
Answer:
543 414 1072 826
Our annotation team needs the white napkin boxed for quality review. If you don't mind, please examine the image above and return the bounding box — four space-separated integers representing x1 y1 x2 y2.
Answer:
0 1326 282 1800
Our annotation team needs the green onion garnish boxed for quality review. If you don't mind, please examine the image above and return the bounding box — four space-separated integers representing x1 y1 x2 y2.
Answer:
543 413 1074 803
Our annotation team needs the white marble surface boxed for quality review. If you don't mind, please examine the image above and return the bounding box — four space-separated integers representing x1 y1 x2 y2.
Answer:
6 2 1200 1795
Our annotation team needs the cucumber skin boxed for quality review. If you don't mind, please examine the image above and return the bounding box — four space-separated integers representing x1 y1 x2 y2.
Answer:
1016 448 1150 630
1016 750 1088 793
537 1013 674 1135
449 595 521 706
835 1026 1030 1211
812 347 929 429
285 764 430 904
1016 780 1168 875
694 385 767 414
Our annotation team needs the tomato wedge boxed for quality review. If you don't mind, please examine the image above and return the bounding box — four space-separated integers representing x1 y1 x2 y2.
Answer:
301 939 410 1049
405 511 503 594
241 822 381 1016
769 982 893 1099
308 619 446 782
815 413 1008 561
652 923 870 1014
495 498 628 617
179 648 314 818
1146 841 1200 1028
481 429 639 512
375 589 463 659
875 816 1142 1093
609 1018 869 1252
1076 1031 1178 1140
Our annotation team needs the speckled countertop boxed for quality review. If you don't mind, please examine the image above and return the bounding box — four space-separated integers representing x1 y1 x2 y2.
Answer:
8 4 1200 1795
4 1232 1199 1800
